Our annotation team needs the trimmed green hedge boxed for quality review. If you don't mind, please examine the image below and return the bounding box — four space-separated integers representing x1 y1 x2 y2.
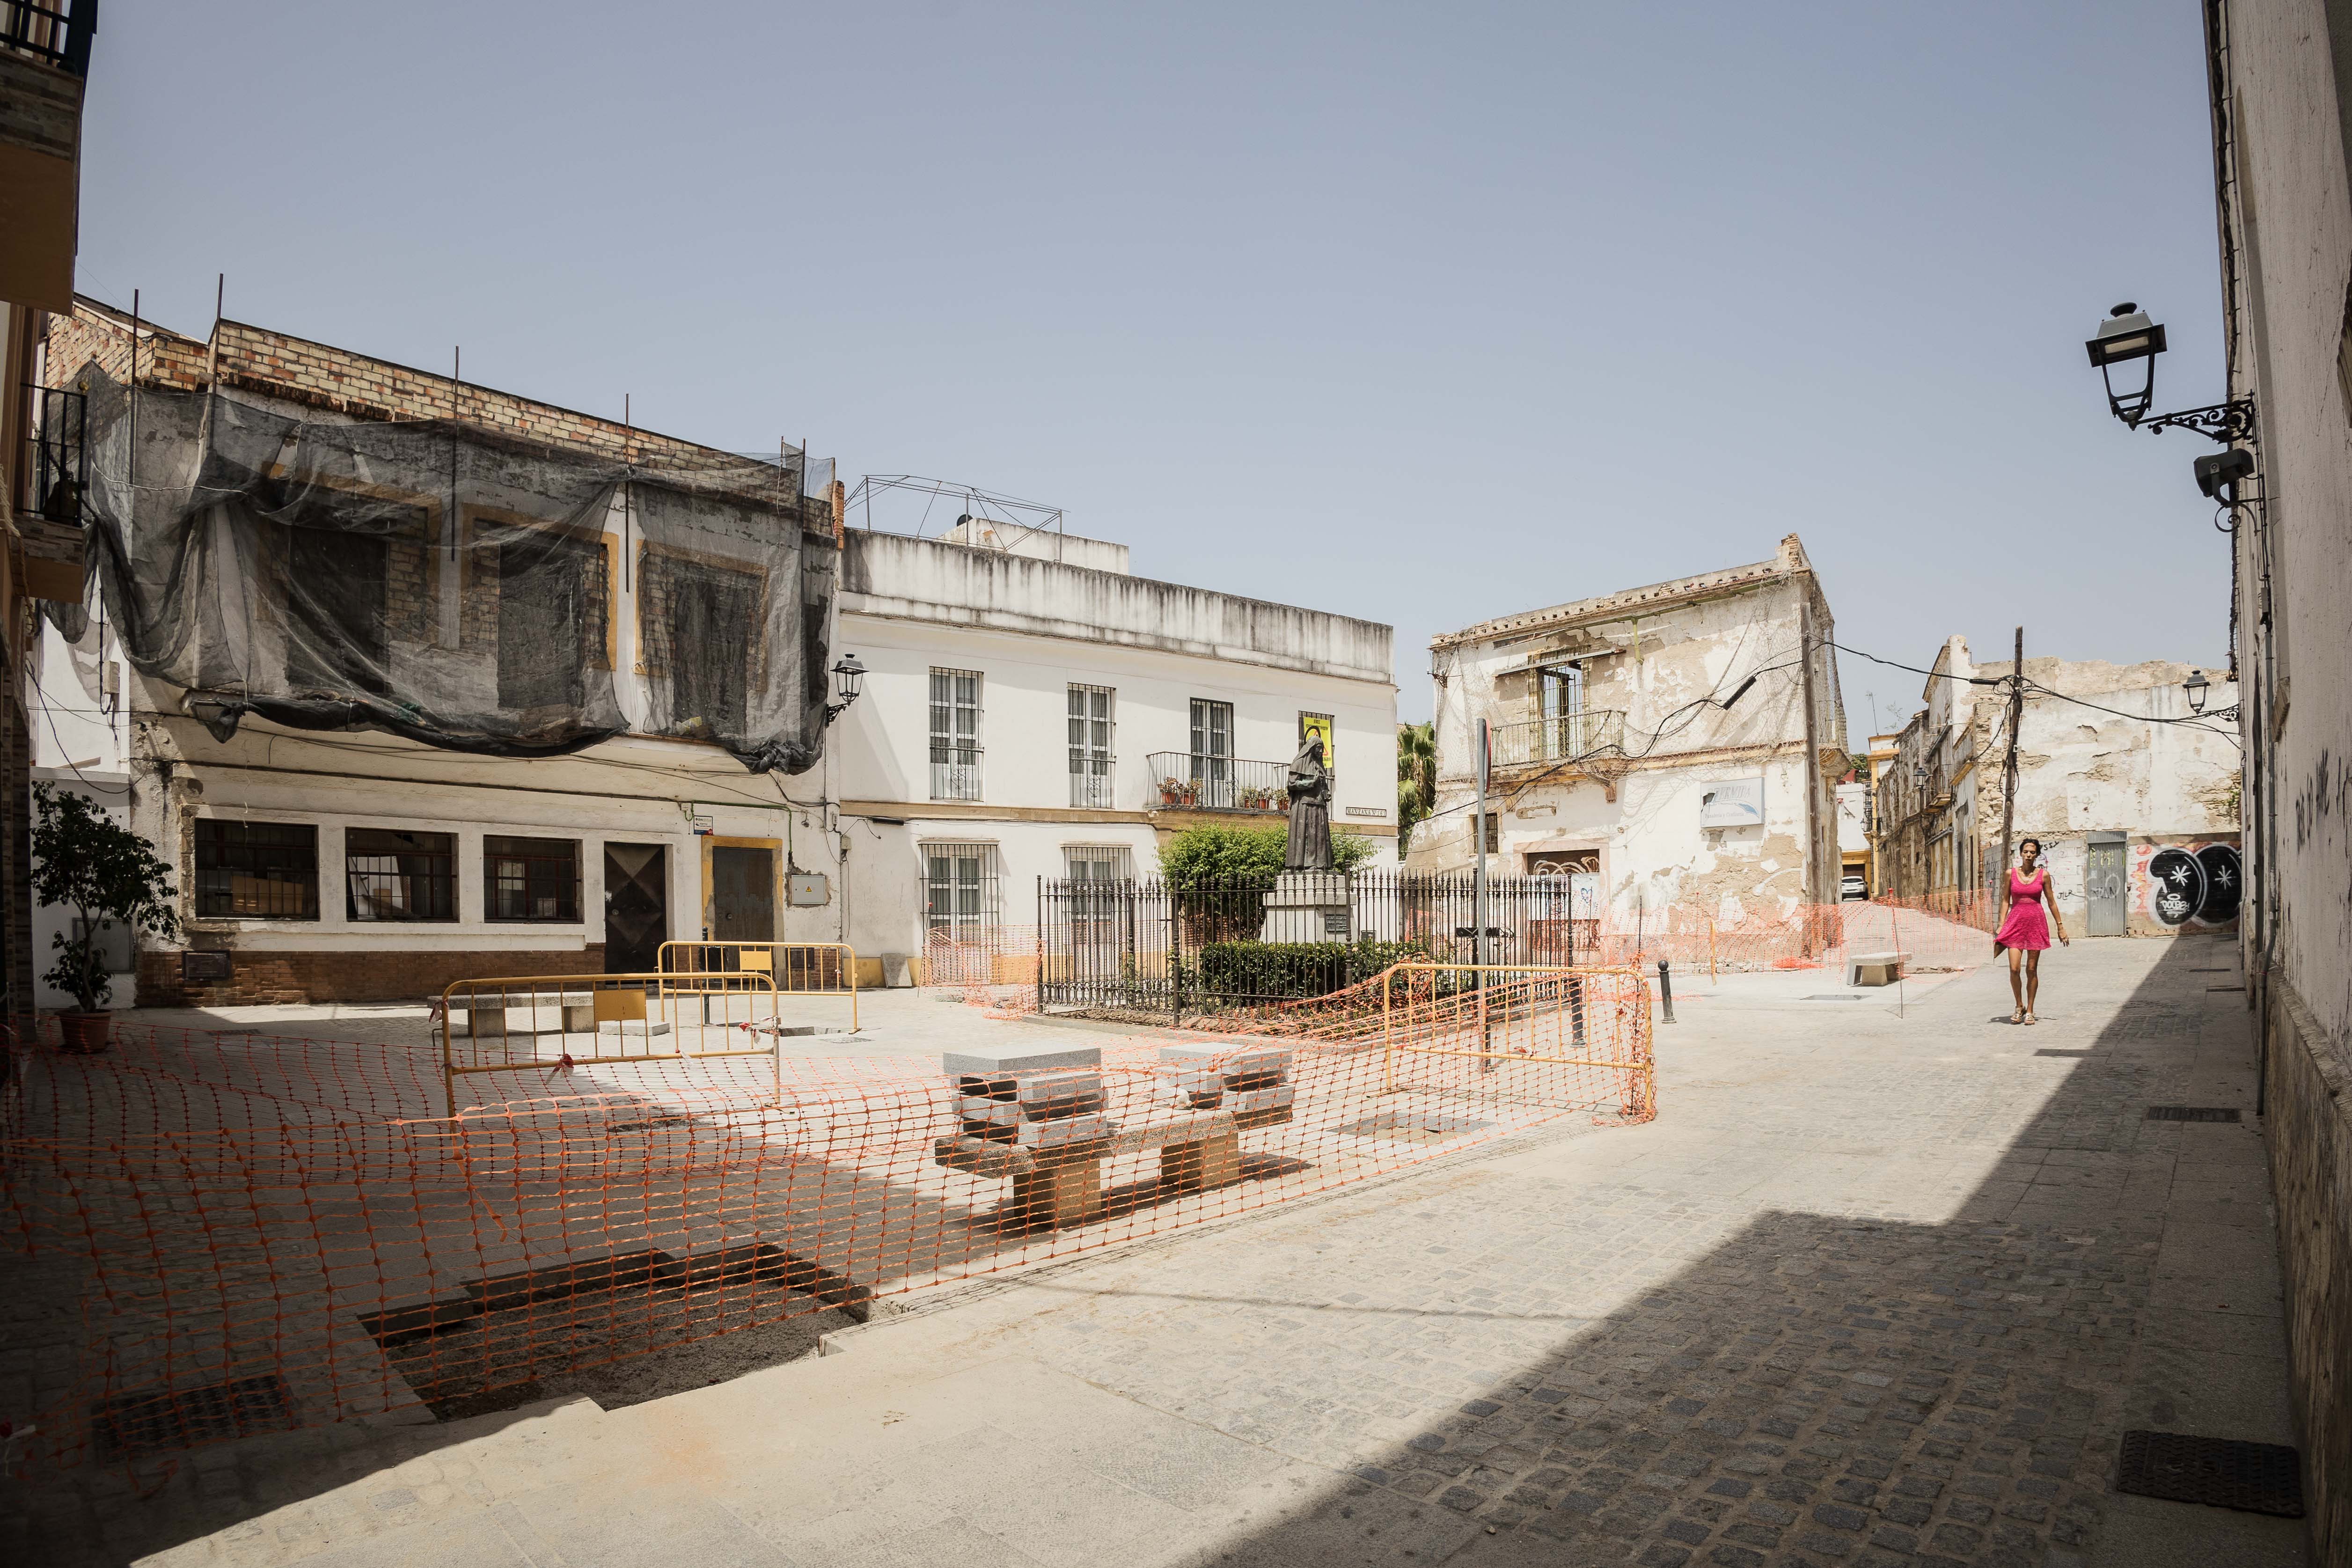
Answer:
1190 938 1429 1000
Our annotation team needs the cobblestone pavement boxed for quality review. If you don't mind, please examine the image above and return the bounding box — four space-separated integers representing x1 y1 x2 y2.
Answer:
1 936 2308 1566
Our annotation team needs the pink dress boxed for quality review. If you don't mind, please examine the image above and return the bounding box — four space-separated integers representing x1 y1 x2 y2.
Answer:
1995 868 2051 951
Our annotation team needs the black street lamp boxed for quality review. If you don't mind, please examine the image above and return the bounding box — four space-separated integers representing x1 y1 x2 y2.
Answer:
2183 669 2210 715
2084 302 2256 443
2086 302 2165 425
823 654 866 726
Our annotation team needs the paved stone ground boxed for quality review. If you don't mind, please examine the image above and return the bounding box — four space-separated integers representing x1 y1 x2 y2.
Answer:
0 935 2309 1566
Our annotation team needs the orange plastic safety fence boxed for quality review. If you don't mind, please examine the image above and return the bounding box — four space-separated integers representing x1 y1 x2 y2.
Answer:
0 965 1647 1473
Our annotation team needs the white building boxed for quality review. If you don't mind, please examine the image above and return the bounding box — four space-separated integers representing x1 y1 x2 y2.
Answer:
825 523 1399 975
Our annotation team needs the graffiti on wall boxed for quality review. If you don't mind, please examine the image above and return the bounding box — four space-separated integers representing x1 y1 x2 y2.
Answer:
2135 841 2242 929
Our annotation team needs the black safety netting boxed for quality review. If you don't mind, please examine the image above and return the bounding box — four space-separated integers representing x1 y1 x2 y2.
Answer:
53 365 834 772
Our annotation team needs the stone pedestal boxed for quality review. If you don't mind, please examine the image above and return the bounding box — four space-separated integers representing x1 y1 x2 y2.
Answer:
1260 871 1354 943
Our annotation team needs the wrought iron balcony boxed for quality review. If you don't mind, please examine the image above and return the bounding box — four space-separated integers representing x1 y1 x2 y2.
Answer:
1145 752 1288 813
929 747 983 802
2 1 97 76
21 383 87 525
1069 763 1115 809
1487 711 1627 769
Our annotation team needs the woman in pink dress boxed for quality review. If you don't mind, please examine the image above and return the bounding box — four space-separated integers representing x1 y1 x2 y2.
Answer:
1995 838 2068 1024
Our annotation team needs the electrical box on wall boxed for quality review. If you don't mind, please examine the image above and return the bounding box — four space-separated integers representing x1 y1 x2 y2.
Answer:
788 873 829 907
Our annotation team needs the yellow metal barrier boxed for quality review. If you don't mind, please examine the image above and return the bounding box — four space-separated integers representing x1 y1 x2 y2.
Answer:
437 971 784 1116
656 940 860 1032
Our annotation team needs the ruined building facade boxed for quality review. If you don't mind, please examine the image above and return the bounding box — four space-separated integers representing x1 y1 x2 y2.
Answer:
1869 638 2241 937
1414 535 1846 924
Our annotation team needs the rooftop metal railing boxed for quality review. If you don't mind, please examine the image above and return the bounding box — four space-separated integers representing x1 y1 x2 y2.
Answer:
1 0 96 76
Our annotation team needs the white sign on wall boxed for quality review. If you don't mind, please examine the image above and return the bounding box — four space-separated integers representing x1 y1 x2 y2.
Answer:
1699 777 1766 828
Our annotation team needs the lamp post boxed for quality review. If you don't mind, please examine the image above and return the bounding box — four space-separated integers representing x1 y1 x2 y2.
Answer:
2083 302 2256 444
822 654 866 726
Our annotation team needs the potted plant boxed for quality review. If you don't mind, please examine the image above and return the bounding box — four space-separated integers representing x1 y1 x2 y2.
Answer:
32 782 177 1053
1159 780 1182 808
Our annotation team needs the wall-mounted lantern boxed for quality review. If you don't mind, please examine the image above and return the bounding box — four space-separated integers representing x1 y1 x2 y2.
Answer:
2183 669 2210 715
2083 301 2255 444
823 654 867 726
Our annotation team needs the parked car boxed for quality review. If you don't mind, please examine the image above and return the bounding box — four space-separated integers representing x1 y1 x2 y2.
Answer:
1841 874 1868 901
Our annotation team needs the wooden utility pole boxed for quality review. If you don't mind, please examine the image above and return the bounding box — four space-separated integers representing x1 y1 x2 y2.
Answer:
1997 626 2024 887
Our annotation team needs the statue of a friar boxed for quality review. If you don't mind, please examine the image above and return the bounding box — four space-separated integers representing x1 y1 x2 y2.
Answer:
1283 735 1334 871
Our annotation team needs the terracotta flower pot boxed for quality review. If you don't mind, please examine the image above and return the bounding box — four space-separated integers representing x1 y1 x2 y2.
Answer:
58 1010 113 1054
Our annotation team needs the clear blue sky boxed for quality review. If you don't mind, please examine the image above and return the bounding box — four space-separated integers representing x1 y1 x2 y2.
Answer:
73 1 2230 738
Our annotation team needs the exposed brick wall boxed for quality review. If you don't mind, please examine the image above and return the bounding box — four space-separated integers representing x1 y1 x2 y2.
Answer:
45 303 829 532
2263 972 2352 1564
135 945 609 1008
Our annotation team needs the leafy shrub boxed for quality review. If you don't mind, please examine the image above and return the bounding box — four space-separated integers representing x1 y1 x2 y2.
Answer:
1192 938 1430 1000
1157 822 1378 888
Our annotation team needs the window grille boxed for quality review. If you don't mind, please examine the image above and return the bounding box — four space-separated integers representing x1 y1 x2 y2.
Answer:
930 668 983 801
920 841 998 938
1188 697 1235 809
195 821 320 919
1069 684 1114 807
345 828 457 921
484 835 580 923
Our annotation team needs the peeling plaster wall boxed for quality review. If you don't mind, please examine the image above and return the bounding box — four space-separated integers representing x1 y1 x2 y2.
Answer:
1417 536 1841 922
1966 657 2242 933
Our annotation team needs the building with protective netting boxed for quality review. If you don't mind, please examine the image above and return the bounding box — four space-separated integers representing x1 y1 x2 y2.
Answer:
30 300 846 1005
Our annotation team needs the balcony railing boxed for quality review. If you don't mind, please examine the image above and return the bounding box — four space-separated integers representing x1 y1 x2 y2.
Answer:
1487 710 1627 769
930 749 982 801
2 1 97 76
1146 752 1288 813
1069 764 1114 808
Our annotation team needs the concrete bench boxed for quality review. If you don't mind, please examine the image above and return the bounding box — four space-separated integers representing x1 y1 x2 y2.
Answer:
444 992 596 1036
1846 951 1909 987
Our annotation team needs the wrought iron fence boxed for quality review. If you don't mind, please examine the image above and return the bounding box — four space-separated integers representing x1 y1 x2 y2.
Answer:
1144 752 1287 812
1487 710 1627 769
1037 872 1588 1018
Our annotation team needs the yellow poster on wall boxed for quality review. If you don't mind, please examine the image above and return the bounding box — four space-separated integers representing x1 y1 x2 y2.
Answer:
1298 712 1335 768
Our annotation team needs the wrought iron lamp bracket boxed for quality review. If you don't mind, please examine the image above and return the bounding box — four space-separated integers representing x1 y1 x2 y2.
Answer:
2132 398 2257 445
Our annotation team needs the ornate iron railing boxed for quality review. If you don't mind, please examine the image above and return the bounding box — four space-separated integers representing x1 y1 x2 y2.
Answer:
1144 752 1288 813
1487 710 1626 769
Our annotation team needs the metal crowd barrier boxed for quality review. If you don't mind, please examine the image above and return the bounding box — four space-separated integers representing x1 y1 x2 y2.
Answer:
436 971 786 1115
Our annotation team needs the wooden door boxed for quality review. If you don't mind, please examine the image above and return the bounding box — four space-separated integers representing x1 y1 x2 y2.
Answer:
603 843 667 972
711 845 776 942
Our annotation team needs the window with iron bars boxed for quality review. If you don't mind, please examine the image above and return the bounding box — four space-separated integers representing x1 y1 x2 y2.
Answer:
195 820 319 919
1069 683 1114 807
345 828 457 922
921 841 999 939
484 835 580 923
930 668 982 801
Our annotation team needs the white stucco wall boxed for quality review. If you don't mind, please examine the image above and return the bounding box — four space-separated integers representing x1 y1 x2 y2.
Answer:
832 529 1399 964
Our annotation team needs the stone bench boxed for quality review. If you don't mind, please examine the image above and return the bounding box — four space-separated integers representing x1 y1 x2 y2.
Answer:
1846 951 1909 987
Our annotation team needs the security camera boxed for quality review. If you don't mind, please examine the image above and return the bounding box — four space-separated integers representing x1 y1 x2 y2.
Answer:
2193 447 2254 502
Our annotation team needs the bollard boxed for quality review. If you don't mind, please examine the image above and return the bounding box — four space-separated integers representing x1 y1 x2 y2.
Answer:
1657 959 1675 1024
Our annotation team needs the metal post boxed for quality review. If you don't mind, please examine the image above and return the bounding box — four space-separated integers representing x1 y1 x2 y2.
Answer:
1999 626 2023 894
1657 959 1674 1024
1475 718 1492 1069
1382 966 1394 1092
1034 876 1045 1016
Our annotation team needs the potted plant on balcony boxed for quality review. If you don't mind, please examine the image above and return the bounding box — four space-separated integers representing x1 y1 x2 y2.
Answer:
1160 778 1183 808
33 783 177 1053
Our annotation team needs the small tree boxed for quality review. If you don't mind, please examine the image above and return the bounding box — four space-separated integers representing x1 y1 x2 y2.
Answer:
32 783 177 1012
1157 822 1377 888
1396 721 1437 856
